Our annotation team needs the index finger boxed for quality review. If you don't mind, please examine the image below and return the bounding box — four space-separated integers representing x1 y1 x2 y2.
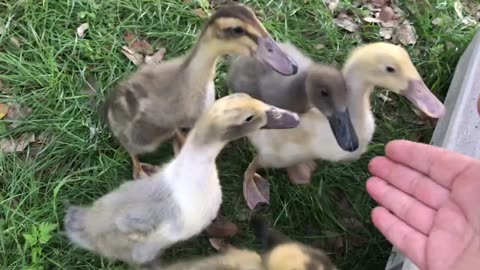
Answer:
385 140 478 189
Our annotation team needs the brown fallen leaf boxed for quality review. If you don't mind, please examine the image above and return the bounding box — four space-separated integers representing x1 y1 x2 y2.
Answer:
5 104 32 128
368 0 386 8
379 27 394 39
334 13 360 33
363 16 382 23
123 32 136 44
395 21 417 45
379 6 394 22
130 40 154 55
121 46 144 66
76 23 89 38
324 0 339 12
0 133 35 153
144 48 166 65
0 103 8 119
192 8 208 18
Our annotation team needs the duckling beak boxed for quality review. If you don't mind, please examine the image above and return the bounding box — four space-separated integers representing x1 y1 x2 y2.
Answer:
255 36 298 76
327 109 359 152
262 106 300 129
403 80 445 118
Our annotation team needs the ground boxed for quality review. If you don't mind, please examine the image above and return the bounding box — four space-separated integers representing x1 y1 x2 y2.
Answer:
0 0 477 269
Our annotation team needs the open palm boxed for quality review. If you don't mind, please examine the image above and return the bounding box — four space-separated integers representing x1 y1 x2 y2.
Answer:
366 140 480 270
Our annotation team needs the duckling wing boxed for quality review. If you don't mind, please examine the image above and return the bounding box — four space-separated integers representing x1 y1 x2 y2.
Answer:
257 71 310 113
115 202 171 234
95 179 180 236
226 55 269 99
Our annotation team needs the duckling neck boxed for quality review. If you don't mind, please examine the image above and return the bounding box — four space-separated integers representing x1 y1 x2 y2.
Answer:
344 70 375 132
182 39 222 87
174 126 226 166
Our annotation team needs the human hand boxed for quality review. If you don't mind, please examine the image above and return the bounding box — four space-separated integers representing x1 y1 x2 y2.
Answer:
366 140 480 270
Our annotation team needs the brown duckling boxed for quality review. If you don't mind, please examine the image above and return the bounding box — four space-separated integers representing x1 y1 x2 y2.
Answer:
102 3 297 180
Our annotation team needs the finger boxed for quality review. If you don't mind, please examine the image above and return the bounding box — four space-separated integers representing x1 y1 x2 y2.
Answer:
371 207 427 270
369 156 450 209
385 140 477 189
366 177 435 234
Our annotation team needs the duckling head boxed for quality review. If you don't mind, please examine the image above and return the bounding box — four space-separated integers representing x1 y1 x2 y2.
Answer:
306 64 359 152
195 93 300 144
201 3 298 75
343 42 445 118
250 214 337 270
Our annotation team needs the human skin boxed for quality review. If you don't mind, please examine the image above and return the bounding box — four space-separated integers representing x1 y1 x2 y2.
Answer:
366 139 480 270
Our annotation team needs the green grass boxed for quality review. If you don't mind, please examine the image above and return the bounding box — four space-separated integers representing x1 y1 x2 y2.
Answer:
0 0 477 269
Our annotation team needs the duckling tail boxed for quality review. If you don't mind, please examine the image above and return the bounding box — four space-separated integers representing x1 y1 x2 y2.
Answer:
64 206 94 251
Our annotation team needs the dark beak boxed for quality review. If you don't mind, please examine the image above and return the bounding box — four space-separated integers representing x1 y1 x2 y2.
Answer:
262 106 300 129
255 36 298 76
327 109 359 152
403 80 445 118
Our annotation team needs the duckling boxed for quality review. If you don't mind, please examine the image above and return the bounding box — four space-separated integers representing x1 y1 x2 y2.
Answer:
230 42 445 209
227 42 358 209
144 248 263 270
250 214 337 270
139 213 336 270
64 93 300 267
102 3 298 180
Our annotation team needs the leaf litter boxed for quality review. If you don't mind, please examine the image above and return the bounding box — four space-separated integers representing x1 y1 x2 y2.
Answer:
121 32 166 66
0 133 36 153
332 0 419 45
76 23 89 38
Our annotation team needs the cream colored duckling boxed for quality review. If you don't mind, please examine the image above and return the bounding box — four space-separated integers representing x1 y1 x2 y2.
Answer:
140 214 336 270
227 42 358 208
102 3 297 179
64 93 300 267
250 214 337 270
231 42 445 209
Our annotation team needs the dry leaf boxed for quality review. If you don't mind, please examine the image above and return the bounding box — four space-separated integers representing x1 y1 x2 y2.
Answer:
454 1 464 19
121 46 144 66
192 8 208 18
144 48 166 65
461 16 477 26
0 133 35 153
432 17 442 25
130 40 154 55
76 23 89 38
5 104 32 128
395 22 417 45
334 13 360 32
378 92 393 102
379 6 394 22
369 0 386 8
123 32 136 44
379 27 394 39
324 0 339 12
10 37 21 48
0 103 8 119
363 16 382 23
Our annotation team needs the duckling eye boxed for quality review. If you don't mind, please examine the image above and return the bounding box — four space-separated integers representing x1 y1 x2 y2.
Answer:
244 115 255 122
228 26 245 36
386 66 396 73
320 89 329 97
